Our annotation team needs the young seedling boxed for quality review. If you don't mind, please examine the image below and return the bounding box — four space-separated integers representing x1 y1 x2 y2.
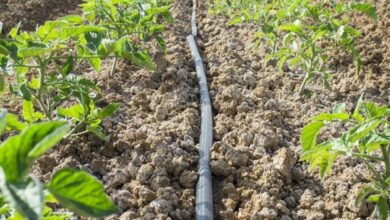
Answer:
0 16 119 138
81 0 173 76
301 99 390 219
0 110 118 220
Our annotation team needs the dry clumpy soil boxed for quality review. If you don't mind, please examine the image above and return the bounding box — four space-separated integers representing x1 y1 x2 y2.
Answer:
2 0 201 219
0 0 82 33
0 0 389 220
197 0 389 219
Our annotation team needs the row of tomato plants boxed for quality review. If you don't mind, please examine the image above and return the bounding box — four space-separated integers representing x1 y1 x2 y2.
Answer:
0 0 172 219
211 0 376 94
211 0 390 219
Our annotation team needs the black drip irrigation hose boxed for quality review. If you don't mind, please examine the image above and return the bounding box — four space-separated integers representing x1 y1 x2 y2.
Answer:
187 0 214 219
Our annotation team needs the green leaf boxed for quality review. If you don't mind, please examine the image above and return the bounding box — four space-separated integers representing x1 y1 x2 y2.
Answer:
363 133 390 151
23 100 35 124
60 26 105 40
61 56 73 76
22 100 44 124
0 121 69 182
355 185 376 207
27 122 70 159
98 39 116 57
362 102 388 119
301 121 325 151
278 23 302 34
332 103 346 114
19 83 32 101
301 142 339 181
330 138 350 154
97 103 119 119
8 22 21 38
77 45 101 72
0 171 44 220
57 104 84 121
352 95 364 122
348 119 381 143
47 168 118 217
126 51 155 70
228 17 244 25
18 47 48 58
88 57 101 72
376 197 389 220
87 125 107 140
59 15 83 24
349 3 377 20
311 112 349 122
6 113 26 131
85 32 102 52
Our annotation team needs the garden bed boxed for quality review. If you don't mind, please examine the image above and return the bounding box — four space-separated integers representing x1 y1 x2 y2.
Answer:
0 0 389 219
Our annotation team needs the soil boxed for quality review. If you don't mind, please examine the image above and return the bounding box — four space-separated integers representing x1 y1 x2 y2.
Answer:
0 0 389 220
197 0 389 219
0 0 82 33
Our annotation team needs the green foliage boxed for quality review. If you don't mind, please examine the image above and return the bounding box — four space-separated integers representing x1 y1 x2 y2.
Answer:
300 100 390 219
210 0 377 95
0 111 117 220
81 0 173 74
0 14 119 138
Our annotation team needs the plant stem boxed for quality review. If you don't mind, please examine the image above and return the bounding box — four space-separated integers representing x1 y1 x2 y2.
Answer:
298 47 316 95
36 60 52 120
361 158 386 187
381 145 390 178
65 121 84 138
298 73 309 95
109 57 118 77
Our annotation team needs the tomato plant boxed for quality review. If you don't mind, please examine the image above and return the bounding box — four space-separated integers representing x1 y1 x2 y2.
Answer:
0 110 118 220
301 99 390 219
81 0 173 76
0 16 119 139
210 0 376 95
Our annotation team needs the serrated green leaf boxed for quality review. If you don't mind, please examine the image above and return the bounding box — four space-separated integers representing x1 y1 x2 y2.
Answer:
278 23 302 34
348 119 381 143
23 100 36 124
47 169 118 217
57 104 84 121
362 102 388 119
59 15 83 24
18 47 48 58
301 121 325 151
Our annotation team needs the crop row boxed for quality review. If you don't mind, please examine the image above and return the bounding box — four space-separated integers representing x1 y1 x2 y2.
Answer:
0 0 172 219
210 0 390 219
